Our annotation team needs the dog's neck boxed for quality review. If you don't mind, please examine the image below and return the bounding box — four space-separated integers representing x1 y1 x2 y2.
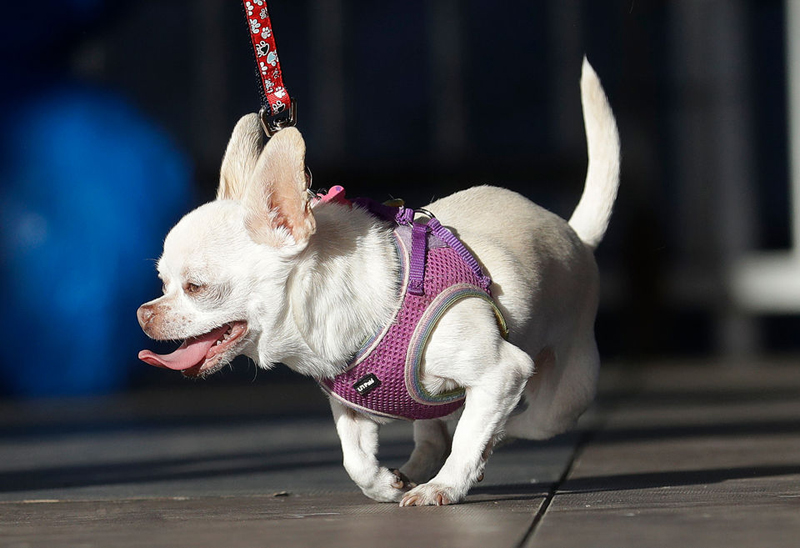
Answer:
278 202 401 378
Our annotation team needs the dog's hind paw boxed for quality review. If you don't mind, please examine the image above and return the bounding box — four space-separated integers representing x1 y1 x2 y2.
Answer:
389 468 417 490
359 467 414 503
399 482 461 507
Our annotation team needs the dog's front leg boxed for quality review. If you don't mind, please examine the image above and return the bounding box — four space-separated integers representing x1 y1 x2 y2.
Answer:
400 341 534 506
330 399 411 502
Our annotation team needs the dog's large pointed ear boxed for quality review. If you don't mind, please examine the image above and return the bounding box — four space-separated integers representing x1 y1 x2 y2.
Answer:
243 127 316 246
218 114 265 200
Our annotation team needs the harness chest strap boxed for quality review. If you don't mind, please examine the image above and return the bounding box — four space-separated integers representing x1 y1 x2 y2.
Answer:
320 281 507 421
316 194 508 421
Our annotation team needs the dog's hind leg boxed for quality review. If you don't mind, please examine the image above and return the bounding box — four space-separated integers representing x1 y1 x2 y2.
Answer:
399 419 452 485
330 400 411 502
505 332 600 440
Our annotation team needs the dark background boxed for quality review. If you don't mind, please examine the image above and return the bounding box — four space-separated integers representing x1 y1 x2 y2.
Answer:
0 0 795 398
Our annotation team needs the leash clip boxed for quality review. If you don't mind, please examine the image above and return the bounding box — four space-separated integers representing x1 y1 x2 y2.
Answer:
259 98 298 137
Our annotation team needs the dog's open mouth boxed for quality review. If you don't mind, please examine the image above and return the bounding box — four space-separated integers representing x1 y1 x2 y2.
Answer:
138 321 248 377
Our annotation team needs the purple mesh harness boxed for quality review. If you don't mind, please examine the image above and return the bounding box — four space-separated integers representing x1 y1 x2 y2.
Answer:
319 196 507 421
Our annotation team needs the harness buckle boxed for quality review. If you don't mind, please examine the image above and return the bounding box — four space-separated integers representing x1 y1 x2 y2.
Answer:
414 208 436 220
259 98 298 137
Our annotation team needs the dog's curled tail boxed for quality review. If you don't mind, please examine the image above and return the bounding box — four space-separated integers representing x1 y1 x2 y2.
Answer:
568 58 620 250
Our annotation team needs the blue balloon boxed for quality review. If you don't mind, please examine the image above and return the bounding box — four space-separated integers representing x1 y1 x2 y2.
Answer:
0 85 192 397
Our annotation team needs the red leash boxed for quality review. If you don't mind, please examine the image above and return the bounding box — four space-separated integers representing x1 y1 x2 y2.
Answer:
241 0 296 136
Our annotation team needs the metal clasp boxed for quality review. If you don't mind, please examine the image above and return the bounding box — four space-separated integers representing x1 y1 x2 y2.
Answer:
259 98 298 137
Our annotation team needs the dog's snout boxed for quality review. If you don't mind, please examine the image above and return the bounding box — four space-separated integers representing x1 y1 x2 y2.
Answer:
137 304 154 329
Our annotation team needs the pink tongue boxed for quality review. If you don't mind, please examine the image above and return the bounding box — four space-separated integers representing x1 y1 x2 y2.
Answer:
138 325 229 370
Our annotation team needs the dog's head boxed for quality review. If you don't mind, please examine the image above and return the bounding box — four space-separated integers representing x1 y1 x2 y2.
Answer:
137 114 315 378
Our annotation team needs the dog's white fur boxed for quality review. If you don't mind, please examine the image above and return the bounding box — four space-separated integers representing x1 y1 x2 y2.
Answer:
138 59 620 506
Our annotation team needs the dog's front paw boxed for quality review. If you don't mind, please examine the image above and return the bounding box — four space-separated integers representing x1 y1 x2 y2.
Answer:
360 468 414 503
399 482 462 507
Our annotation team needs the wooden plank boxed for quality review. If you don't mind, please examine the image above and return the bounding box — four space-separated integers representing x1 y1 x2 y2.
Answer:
0 414 576 503
526 364 800 548
0 380 584 547
0 491 546 548
0 376 579 503
527 485 800 548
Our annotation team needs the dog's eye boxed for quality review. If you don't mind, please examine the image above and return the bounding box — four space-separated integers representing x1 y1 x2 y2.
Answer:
184 282 204 295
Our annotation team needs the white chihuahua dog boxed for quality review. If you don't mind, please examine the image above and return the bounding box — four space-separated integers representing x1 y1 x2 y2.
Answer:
137 59 619 506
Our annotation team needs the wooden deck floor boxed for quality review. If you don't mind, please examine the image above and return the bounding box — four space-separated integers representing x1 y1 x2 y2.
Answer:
1 360 798 547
